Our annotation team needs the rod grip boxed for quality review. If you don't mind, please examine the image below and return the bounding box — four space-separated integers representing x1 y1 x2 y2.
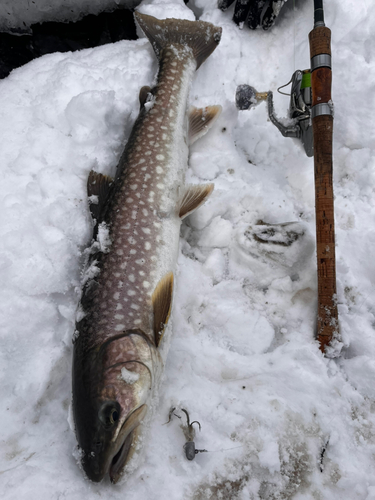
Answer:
309 25 338 352
313 114 338 351
309 26 331 58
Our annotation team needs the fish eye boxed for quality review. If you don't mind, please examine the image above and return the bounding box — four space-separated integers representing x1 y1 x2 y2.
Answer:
99 402 121 429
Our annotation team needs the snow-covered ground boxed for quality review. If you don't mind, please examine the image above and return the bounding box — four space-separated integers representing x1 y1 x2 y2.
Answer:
1 0 375 498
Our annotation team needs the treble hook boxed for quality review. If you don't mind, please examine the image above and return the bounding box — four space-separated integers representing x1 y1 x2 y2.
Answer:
165 407 207 460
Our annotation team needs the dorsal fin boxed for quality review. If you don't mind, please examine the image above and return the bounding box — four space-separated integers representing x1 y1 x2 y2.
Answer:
152 272 174 347
179 184 214 219
189 105 222 145
87 171 113 222
139 86 152 109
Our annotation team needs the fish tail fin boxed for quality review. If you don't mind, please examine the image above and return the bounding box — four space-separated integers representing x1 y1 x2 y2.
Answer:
134 12 222 69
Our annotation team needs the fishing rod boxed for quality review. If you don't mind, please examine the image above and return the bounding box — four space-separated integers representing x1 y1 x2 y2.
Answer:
236 0 339 354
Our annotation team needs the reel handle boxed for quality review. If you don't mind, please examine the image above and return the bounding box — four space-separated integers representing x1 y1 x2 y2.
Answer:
235 85 268 110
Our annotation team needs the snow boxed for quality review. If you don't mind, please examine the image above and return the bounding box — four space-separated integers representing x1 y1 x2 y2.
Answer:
1 0 375 498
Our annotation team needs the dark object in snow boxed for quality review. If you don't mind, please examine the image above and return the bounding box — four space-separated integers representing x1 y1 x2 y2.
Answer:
235 70 314 158
218 0 287 30
166 407 207 460
319 438 329 472
0 8 137 79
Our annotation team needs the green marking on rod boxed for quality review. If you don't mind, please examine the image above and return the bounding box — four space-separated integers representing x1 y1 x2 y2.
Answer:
301 71 311 89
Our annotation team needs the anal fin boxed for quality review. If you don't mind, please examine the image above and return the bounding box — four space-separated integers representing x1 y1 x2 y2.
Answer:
189 105 222 145
179 184 214 219
152 272 174 347
87 171 114 222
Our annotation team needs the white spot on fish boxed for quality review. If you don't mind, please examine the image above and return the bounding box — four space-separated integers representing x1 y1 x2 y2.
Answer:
128 290 136 296
126 197 133 203
114 292 120 300
143 281 150 289
122 223 131 230
145 151 152 156
132 211 137 219
129 274 135 282
131 304 140 310
116 249 124 255
142 227 151 234
142 209 148 216
144 174 151 181
136 259 145 265
115 324 125 331
157 183 164 189
128 237 136 244
116 304 123 310
134 319 142 325
130 184 138 190
130 249 136 255
115 314 124 320
145 242 151 251
162 134 167 140
169 109 174 117
148 126 154 131
156 154 164 160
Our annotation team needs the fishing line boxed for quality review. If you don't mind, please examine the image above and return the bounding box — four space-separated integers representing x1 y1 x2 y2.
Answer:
203 444 245 454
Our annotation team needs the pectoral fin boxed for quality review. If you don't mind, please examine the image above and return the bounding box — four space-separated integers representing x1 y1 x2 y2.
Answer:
189 105 222 145
179 184 214 219
152 272 174 347
87 171 114 222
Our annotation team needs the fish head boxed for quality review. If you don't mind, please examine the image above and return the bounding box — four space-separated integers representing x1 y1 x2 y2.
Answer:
73 332 156 483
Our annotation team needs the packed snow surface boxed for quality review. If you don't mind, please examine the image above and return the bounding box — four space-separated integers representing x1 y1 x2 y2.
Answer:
1 0 375 498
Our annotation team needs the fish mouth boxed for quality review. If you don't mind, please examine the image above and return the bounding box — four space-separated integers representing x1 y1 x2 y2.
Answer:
109 404 148 484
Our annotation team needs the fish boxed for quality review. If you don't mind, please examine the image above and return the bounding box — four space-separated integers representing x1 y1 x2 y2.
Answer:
72 12 222 484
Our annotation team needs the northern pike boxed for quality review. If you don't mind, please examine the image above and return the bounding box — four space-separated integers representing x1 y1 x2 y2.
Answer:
72 12 222 483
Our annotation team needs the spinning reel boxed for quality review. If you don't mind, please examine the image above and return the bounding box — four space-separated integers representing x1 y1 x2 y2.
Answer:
236 69 314 157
